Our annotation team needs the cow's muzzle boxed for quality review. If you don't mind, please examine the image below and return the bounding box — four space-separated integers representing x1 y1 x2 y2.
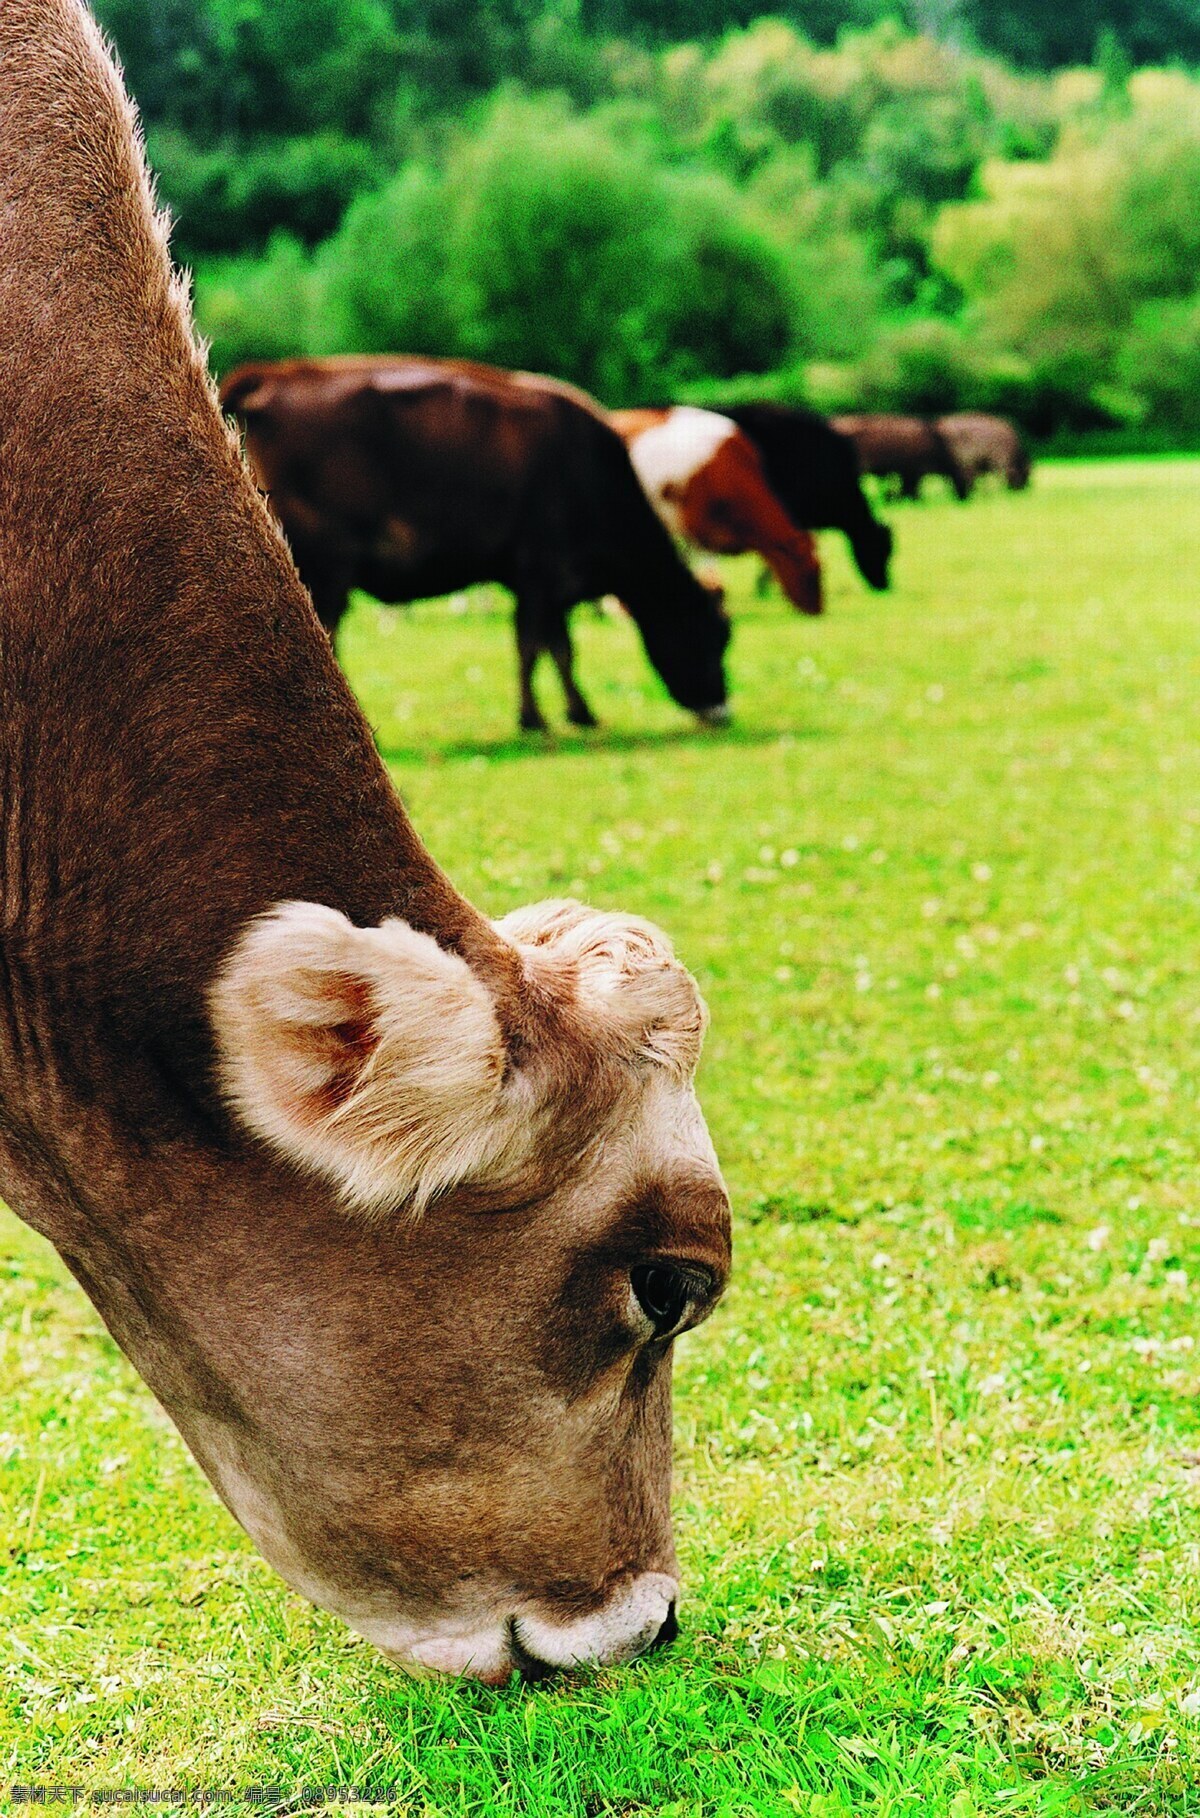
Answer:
386 1571 681 1684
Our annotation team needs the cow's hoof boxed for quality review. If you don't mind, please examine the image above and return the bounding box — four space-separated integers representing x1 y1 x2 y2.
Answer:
695 703 732 727
520 712 549 734
567 705 598 729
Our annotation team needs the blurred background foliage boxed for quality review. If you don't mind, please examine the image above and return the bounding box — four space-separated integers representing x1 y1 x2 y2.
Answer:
98 0 1200 443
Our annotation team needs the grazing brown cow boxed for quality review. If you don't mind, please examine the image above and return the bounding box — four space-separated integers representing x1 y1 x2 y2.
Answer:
221 358 731 733
0 0 730 1681
612 406 824 615
832 413 969 502
937 413 1032 493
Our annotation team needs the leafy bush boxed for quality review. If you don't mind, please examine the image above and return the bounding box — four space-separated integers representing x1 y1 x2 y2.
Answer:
152 131 378 256
305 95 796 400
194 236 322 373
841 316 994 413
648 170 796 387
1117 294 1200 434
314 165 460 355
157 9 1200 441
441 96 680 395
934 80 1200 377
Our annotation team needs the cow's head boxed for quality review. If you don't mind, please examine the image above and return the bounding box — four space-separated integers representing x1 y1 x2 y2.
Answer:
207 896 729 1681
856 517 894 592
636 575 732 727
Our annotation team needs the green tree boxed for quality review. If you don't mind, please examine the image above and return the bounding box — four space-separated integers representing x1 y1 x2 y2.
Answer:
195 235 322 372
933 74 1200 416
151 129 376 254
960 0 1200 71
293 95 796 398
442 95 795 398
203 0 402 136
1118 294 1200 433
315 165 460 354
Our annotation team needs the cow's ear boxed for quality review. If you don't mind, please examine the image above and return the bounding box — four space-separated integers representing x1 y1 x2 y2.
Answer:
210 902 526 1216
497 900 707 1080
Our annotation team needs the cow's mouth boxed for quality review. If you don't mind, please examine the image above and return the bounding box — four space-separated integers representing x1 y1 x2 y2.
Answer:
506 1614 558 1683
505 1594 679 1681
367 1572 682 1683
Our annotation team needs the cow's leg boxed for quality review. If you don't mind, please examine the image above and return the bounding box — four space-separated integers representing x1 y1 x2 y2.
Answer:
549 627 597 728
517 636 548 732
900 468 922 501
514 595 549 732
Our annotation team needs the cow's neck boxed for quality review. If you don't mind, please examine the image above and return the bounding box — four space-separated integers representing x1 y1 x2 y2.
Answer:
0 0 523 1251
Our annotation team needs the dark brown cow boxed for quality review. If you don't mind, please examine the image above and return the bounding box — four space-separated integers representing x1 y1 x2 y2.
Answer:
832 413 969 502
611 406 824 616
0 0 730 1681
220 358 731 733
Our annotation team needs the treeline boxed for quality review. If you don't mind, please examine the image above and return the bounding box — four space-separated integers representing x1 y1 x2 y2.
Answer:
97 1 1200 441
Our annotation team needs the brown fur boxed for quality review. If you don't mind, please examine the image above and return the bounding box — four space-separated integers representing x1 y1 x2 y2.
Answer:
0 0 729 1679
832 413 969 502
936 412 1032 493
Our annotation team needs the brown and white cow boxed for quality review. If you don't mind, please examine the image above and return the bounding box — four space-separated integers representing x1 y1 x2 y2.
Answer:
220 358 732 734
714 402 894 593
611 407 824 616
0 0 730 1681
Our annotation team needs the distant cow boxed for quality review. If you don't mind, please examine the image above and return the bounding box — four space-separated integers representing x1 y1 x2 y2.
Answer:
937 413 1031 493
832 413 968 502
220 358 731 733
715 402 893 591
611 406 823 615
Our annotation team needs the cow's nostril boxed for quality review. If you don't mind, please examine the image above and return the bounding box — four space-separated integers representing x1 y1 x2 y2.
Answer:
649 1601 679 1653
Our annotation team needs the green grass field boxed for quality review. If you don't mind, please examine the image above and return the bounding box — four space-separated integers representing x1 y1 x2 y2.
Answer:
4 458 1200 1815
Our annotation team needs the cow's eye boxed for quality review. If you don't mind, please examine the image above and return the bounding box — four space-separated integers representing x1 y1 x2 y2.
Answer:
631 1263 697 1338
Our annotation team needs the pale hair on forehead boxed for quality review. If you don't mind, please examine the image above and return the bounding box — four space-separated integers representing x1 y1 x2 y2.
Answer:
497 898 708 1080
